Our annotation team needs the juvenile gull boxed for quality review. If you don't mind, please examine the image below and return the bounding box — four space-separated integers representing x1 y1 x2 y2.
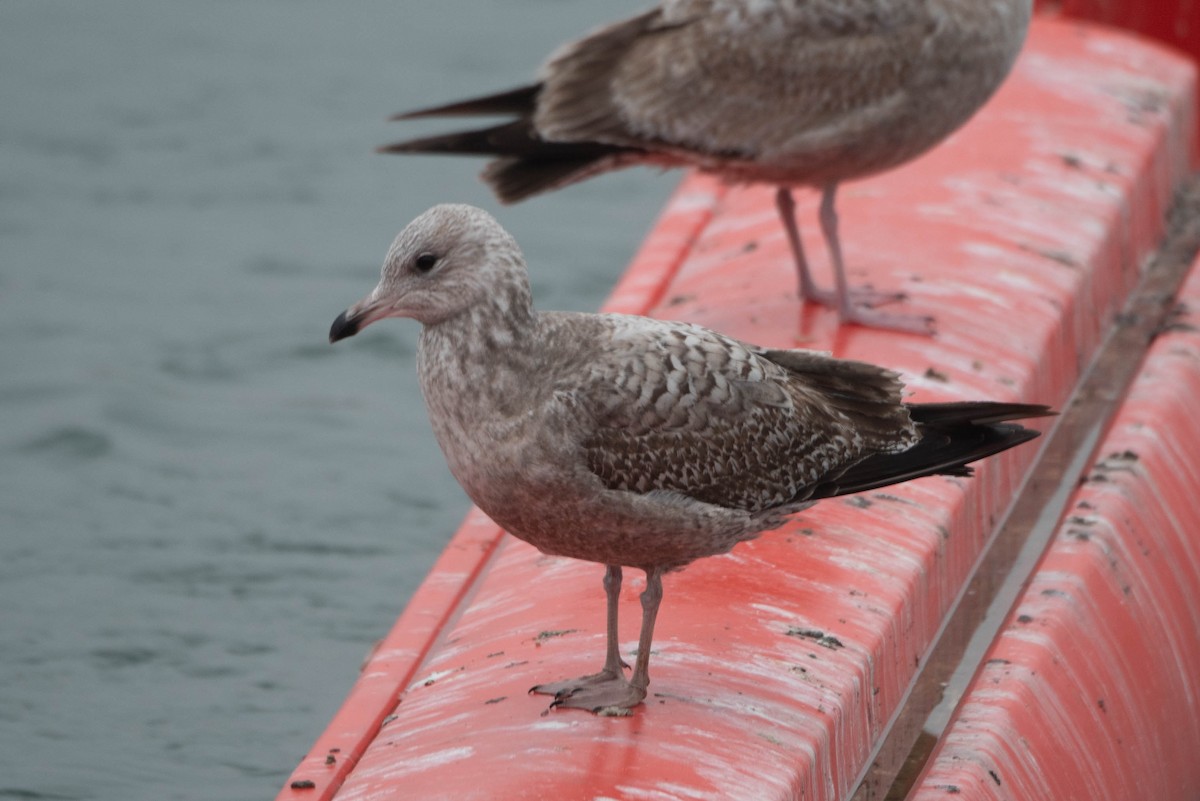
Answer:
329 204 1051 714
379 0 1033 333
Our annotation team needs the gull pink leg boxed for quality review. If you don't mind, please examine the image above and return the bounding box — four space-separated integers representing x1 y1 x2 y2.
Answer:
627 567 663 700
775 187 828 302
601 564 627 676
777 186 899 307
818 185 935 334
775 186 934 334
531 564 644 714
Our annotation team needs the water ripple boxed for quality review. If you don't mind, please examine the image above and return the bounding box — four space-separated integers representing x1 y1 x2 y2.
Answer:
18 426 113 460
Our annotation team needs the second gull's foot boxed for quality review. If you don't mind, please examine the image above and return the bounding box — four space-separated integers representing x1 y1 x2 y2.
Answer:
801 282 907 311
801 281 931 335
802 283 935 335
838 302 936 335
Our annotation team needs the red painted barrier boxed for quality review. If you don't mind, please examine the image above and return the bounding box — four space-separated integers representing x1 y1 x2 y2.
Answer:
1041 0 1200 61
280 17 1197 801
911 254 1200 801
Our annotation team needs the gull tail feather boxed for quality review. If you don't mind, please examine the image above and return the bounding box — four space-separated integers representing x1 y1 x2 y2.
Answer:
389 83 542 120
378 119 631 203
809 402 1054 500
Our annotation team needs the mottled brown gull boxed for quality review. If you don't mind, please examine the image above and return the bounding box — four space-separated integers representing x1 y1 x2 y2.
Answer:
329 204 1050 714
378 0 1032 333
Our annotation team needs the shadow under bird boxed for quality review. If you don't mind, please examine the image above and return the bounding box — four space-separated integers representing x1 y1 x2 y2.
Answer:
380 0 1033 334
329 204 1051 714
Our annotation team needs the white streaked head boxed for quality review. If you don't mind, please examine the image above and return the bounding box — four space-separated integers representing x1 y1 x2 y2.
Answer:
330 204 532 340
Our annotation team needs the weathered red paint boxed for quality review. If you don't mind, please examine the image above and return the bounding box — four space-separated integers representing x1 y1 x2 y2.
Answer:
911 256 1200 801
1040 0 1200 63
279 18 1197 801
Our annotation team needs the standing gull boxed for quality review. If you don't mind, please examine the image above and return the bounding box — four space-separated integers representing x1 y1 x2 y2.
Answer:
379 0 1033 333
329 204 1050 714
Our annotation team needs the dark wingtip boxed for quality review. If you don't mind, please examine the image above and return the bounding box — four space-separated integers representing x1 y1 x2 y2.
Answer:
329 310 360 344
387 84 542 122
375 140 433 155
389 105 458 123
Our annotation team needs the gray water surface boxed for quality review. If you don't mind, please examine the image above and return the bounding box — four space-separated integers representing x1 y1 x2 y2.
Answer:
0 3 670 798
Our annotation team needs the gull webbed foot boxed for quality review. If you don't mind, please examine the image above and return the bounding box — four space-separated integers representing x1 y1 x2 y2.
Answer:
531 669 646 715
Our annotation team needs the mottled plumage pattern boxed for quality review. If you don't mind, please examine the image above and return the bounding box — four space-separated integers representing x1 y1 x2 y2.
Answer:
380 0 1032 332
329 205 1051 712
578 321 915 511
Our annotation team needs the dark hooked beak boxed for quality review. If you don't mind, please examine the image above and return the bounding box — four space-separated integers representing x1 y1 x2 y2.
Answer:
330 293 401 343
329 308 365 343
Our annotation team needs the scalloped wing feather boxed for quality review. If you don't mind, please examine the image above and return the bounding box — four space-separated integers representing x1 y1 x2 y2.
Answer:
572 316 916 512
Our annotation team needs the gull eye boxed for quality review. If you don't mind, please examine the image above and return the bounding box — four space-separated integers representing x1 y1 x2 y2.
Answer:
414 252 438 273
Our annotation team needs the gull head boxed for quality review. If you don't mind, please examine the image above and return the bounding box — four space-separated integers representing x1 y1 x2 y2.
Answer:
330 204 530 342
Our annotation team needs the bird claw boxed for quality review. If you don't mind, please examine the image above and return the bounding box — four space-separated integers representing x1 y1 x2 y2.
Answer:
800 301 937 335
803 283 907 310
531 671 646 714
838 304 936 335
800 284 935 334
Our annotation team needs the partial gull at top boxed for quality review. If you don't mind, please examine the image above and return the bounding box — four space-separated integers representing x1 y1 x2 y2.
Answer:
329 204 1052 714
380 0 1034 334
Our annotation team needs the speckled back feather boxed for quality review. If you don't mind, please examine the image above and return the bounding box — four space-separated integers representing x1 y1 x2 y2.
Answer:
575 317 917 512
